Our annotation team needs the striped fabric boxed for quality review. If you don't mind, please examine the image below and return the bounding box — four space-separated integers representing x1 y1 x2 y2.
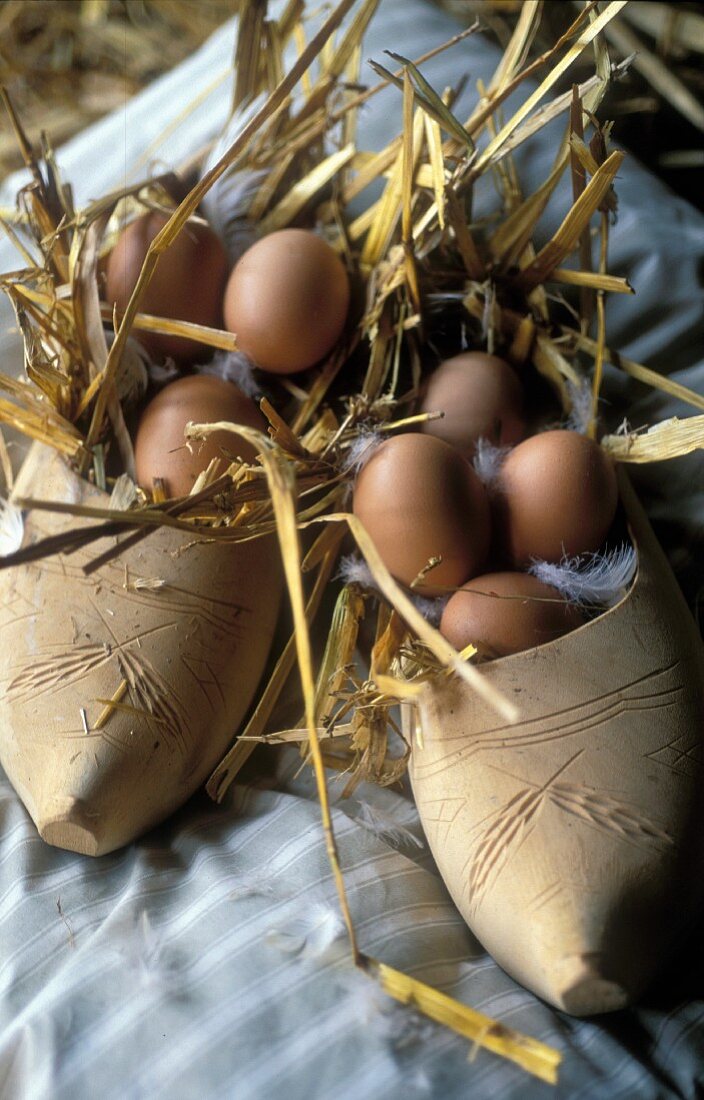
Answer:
1 760 703 1099
1 3 703 1097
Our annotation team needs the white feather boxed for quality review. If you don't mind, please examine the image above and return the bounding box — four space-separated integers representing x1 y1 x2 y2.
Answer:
334 972 435 1047
117 910 181 993
356 800 425 850
197 350 262 399
529 543 638 608
109 474 137 512
228 871 275 901
407 1068 433 1094
337 968 396 1029
411 593 448 626
199 96 269 266
472 437 510 489
0 498 23 556
337 553 375 588
105 331 149 409
341 429 384 475
147 358 180 386
265 900 346 961
566 378 593 435
337 555 447 624
481 288 495 345
387 1005 440 1049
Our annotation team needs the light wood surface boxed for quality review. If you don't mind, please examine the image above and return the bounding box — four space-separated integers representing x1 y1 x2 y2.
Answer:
0 443 281 855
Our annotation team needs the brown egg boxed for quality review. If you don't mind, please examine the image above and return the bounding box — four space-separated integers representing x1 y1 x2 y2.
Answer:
223 228 350 374
134 375 264 498
420 352 526 456
440 571 584 659
352 434 490 596
495 429 618 566
106 212 228 363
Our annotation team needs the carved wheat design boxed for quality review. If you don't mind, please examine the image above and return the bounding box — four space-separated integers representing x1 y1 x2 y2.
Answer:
549 784 674 850
467 787 545 905
465 752 674 915
7 643 112 701
119 651 190 759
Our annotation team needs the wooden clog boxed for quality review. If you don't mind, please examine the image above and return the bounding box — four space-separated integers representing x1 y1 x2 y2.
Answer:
0 443 281 856
409 472 704 1015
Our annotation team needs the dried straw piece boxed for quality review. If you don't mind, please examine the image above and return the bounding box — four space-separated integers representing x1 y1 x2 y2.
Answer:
99 305 238 353
513 150 623 293
488 60 629 170
363 957 562 1084
207 525 344 801
486 0 542 95
372 673 427 701
312 584 366 727
550 268 632 294
330 23 480 131
3 471 242 573
93 680 130 731
0 214 38 269
531 335 580 411
570 84 594 327
361 104 424 267
506 314 535 367
602 415 704 463
471 1 627 175
587 139 611 438
378 50 474 150
489 149 569 268
407 53 619 249
258 143 355 234
0 3 237 177
134 67 233 173
419 117 445 217
233 0 269 113
317 0 380 83
567 331 704 414
0 374 84 459
461 4 592 144
401 71 421 314
445 187 483 279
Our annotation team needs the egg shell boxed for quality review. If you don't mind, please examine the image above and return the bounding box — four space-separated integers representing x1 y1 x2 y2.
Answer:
352 433 490 596
105 212 228 362
495 429 619 566
420 352 526 456
223 228 350 374
134 374 263 498
440 571 584 659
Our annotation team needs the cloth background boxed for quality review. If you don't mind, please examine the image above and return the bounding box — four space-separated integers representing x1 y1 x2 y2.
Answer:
0 3 702 1097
